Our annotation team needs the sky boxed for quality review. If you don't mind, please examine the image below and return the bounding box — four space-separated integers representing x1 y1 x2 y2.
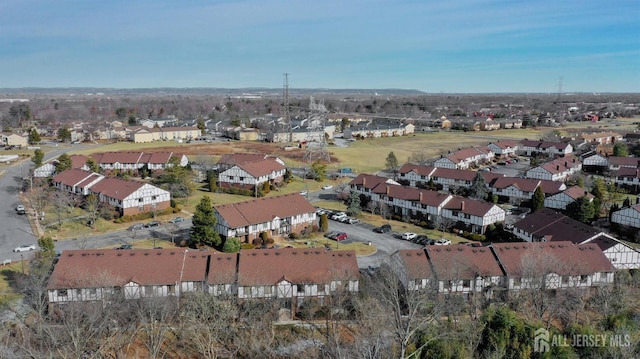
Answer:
0 0 638 93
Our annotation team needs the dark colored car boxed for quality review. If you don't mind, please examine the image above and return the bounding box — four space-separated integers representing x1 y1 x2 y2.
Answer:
115 244 133 250
373 224 392 233
415 235 429 244
168 216 185 224
145 221 160 228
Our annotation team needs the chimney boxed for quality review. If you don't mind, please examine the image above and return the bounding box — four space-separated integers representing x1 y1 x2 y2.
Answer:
556 165 560 171
362 177 366 186
460 201 465 210
386 185 390 195
419 191 423 202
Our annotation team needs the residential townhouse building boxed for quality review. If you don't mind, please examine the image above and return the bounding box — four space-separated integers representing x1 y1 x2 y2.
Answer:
608 156 640 171
544 186 594 210
612 168 640 193
491 242 615 291
218 158 286 190
52 169 171 216
519 140 573 157
525 155 582 181
611 204 640 230
0 132 28 147
393 241 615 296
343 123 415 140
511 208 640 269
349 174 505 234
130 126 201 143
217 153 285 172
214 193 317 243
46 248 360 308
487 140 520 158
491 177 566 205
433 147 494 170
580 131 623 145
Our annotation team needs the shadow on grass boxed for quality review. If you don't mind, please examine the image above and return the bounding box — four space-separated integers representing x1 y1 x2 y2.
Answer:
0 266 24 308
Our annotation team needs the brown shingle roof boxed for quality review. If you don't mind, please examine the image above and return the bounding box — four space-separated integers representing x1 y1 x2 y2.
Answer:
52 169 97 186
89 177 145 200
426 245 504 280
393 249 433 280
512 208 600 244
215 193 316 228
217 153 268 166
236 158 285 177
444 196 496 217
47 249 209 289
399 163 436 176
237 248 359 286
491 241 614 277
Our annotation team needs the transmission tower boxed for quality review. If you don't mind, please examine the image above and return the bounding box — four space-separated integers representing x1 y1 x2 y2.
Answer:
303 96 331 163
282 73 292 143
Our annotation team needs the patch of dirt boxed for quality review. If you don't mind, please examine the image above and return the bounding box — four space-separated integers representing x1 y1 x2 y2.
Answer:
143 142 340 163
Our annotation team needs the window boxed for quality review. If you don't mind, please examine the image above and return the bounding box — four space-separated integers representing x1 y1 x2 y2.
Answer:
298 284 305 294
239 177 244 181
151 195 157 200
264 286 272 295
168 285 175 295
59 289 68 297
138 198 143 203
452 211 459 217
464 214 471 219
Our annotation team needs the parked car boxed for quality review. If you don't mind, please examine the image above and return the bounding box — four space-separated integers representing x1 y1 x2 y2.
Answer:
373 224 392 233
343 217 360 224
324 231 338 238
115 244 133 250
16 204 26 215
299 190 308 196
415 235 429 244
14 244 36 252
145 221 160 228
466 242 482 247
322 185 333 190
168 216 185 224
401 232 417 241
128 223 145 231
332 232 348 241
434 239 451 245
424 239 436 246
330 212 347 221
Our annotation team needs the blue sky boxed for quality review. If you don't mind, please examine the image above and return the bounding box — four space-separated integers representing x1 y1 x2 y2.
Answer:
0 0 638 92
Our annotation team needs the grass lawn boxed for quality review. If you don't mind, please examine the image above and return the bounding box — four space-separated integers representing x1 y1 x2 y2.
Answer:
0 262 25 307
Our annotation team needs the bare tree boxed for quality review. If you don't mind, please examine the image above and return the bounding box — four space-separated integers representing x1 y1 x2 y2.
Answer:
368 259 441 358
134 297 179 359
50 190 75 229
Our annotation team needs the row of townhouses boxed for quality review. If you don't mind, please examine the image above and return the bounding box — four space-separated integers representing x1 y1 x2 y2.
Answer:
52 169 171 216
511 208 640 269
216 153 286 191
394 241 615 297
34 151 188 178
349 174 505 234
46 240 617 309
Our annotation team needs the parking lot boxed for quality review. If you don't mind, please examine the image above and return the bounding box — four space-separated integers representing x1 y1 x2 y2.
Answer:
324 216 424 269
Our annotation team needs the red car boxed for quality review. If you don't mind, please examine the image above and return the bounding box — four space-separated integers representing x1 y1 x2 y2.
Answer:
332 232 348 241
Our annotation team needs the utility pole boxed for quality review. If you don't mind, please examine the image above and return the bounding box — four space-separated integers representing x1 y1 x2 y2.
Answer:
283 73 292 143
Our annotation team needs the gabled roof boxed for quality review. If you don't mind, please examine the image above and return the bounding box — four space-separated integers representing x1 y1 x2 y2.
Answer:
89 177 146 200
512 208 600 244
234 158 286 178
520 140 570 150
349 173 400 192
69 155 88 169
445 147 491 163
490 241 615 277
614 167 640 178
382 185 452 207
489 140 520 149
537 155 581 175
52 169 99 186
93 151 144 164
426 245 505 280
393 249 433 280
215 193 315 228
443 196 497 217
562 186 594 200
538 180 566 195
399 163 436 176
237 248 359 286
491 177 540 192
47 249 209 289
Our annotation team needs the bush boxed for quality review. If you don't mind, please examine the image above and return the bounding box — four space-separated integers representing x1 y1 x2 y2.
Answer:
289 233 299 240
240 243 255 250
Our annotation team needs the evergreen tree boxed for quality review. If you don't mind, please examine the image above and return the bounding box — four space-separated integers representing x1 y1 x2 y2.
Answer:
55 153 72 172
566 196 596 223
222 237 241 253
531 186 545 212
190 196 221 248
468 171 489 200
86 157 100 173
345 190 361 216
623 197 631 208
613 142 628 157
28 128 41 144
31 149 44 168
